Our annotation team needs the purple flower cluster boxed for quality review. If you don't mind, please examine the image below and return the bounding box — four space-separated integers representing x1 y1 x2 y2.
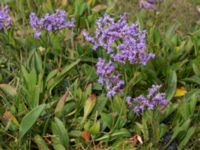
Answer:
139 0 163 9
0 6 12 30
30 9 75 38
83 14 155 96
126 84 167 114
96 58 124 97
83 14 154 65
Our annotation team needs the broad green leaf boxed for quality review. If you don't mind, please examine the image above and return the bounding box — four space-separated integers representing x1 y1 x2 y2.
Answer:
100 112 113 129
50 35 61 52
34 51 43 72
166 70 177 101
33 135 49 150
22 67 37 90
19 104 46 139
51 117 69 148
21 66 30 87
165 23 180 41
93 95 107 113
46 69 59 83
68 130 82 137
51 136 66 150
90 121 100 135
47 59 80 94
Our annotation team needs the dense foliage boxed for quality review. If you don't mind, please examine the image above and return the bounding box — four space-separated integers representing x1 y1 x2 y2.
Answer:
0 0 200 149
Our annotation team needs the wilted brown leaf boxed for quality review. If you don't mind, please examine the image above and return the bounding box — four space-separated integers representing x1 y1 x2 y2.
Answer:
92 4 107 13
128 135 143 147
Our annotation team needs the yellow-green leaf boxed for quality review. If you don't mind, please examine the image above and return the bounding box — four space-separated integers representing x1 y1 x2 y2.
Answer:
0 84 17 97
34 135 49 150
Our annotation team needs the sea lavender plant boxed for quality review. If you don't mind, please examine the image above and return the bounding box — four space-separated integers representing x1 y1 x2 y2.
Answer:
83 14 155 96
126 84 167 114
96 58 124 97
30 9 75 38
139 0 163 9
83 14 154 65
0 6 12 30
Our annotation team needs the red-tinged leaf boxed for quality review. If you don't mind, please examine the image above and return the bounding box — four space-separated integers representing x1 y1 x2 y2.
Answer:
55 91 69 114
82 131 90 142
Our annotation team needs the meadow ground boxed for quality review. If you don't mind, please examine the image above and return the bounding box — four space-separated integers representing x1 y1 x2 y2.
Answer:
1 0 200 149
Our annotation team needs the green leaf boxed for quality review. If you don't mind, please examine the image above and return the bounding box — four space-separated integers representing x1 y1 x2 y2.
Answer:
33 135 49 150
19 104 46 139
124 72 142 93
159 124 168 139
50 35 61 52
164 119 191 149
90 121 100 135
166 70 177 101
47 59 80 94
95 128 131 141
93 95 107 113
21 66 41 108
100 112 113 129
189 95 197 116
51 136 66 150
172 119 191 142
192 63 200 77
51 117 69 148
178 127 196 149
184 76 200 85
59 59 81 76
34 51 43 72
46 69 59 83
74 0 88 17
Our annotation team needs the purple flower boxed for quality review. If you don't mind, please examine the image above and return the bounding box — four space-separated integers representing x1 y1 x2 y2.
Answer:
83 14 156 97
83 14 154 65
30 9 75 38
126 84 167 114
96 58 124 97
0 6 12 30
139 0 163 9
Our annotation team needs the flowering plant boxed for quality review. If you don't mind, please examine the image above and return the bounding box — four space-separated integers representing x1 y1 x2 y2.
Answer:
30 9 75 38
83 14 154 97
0 6 12 30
